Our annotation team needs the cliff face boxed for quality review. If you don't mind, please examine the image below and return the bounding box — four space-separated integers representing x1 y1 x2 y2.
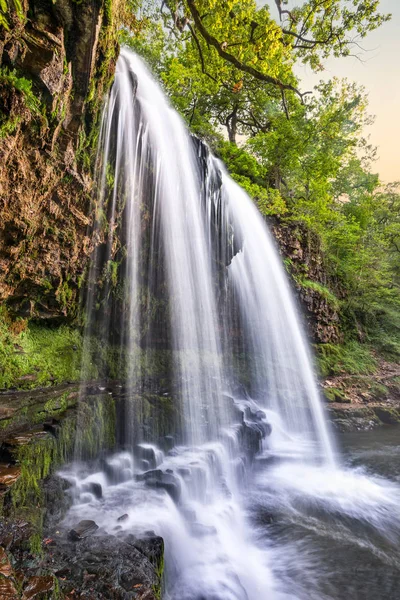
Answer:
272 220 342 345
0 0 119 321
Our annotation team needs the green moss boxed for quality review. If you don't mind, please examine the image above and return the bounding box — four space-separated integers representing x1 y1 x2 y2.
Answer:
3 394 116 553
0 67 41 114
103 260 119 288
373 406 400 424
316 340 377 377
324 387 349 403
74 394 116 459
0 115 21 138
152 550 164 599
29 532 43 557
297 277 340 309
56 280 75 313
0 307 84 389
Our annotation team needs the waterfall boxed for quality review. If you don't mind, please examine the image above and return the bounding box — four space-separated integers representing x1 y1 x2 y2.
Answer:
64 48 400 600
85 47 335 462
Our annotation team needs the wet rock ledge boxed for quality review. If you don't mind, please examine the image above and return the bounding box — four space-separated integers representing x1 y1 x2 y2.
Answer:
0 384 164 599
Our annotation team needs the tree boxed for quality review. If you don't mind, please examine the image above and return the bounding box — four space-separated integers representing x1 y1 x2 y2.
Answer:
124 1 400 361
162 0 390 92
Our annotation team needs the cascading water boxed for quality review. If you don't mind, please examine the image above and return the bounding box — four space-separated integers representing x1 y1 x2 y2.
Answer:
62 47 400 600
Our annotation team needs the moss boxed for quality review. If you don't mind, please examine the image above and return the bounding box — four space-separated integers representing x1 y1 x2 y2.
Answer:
369 381 389 399
3 394 116 553
324 387 349 403
152 549 164 599
0 115 21 138
372 406 400 425
29 532 43 557
0 307 85 389
315 340 377 377
74 394 116 459
0 390 77 439
0 67 41 114
56 280 76 313
103 259 119 288
297 277 340 309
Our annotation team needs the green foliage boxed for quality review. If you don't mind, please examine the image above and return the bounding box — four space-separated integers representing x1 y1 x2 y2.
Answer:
0 1 392 385
0 67 42 138
122 1 398 375
275 0 390 71
0 0 25 30
316 341 377 377
103 259 119 288
297 278 340 310
324 386 348 403
0 67 41 114
0 308 83 389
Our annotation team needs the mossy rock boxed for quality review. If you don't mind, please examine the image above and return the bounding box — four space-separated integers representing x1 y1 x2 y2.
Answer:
324 387 350 403
0 392 116 554
372 406 400 425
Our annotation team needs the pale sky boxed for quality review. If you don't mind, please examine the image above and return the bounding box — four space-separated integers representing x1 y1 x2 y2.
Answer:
265 0 400 183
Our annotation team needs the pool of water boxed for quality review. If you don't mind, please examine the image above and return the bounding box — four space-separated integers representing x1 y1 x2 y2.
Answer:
247 426 400 600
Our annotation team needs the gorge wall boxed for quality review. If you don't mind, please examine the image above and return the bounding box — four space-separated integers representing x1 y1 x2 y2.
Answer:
0 0 119 321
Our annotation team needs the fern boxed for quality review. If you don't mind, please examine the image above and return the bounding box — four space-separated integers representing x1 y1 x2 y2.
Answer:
0 67 41 115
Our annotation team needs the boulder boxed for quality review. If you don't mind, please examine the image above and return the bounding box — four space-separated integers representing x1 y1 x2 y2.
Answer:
69 520 99 541
86 482 103 499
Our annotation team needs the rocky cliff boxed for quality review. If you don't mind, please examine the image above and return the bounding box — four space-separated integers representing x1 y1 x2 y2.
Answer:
272 219 342 345
0 0 119 321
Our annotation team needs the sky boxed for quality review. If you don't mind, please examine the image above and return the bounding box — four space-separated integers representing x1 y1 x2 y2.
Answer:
264 0 400 183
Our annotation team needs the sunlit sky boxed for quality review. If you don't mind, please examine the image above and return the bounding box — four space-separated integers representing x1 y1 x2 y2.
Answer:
263 0 399 183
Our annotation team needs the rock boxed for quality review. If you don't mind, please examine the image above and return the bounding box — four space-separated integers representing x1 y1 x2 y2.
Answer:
23 576 54 599
136 469 163 482
135 445 159 469
129 535 164 569
144 471 182 503
327 404 381 432
0 407 17 420
163 435 175 450
0 519 32 553
43 475 73 530
373 406 400 425
42 532 164 599
0 0 120 327
117 514 129 522
239 421 262 459
69 520 99 541
86 482 103 499
102 455 131 485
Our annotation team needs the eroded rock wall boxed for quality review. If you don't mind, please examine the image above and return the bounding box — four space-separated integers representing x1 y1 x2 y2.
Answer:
0 0 119 320
272 219 342 344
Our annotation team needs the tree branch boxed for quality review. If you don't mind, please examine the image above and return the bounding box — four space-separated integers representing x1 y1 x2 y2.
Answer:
186 0 307 101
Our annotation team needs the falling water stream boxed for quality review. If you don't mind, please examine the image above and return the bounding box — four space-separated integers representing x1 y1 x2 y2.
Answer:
62 49 400 599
